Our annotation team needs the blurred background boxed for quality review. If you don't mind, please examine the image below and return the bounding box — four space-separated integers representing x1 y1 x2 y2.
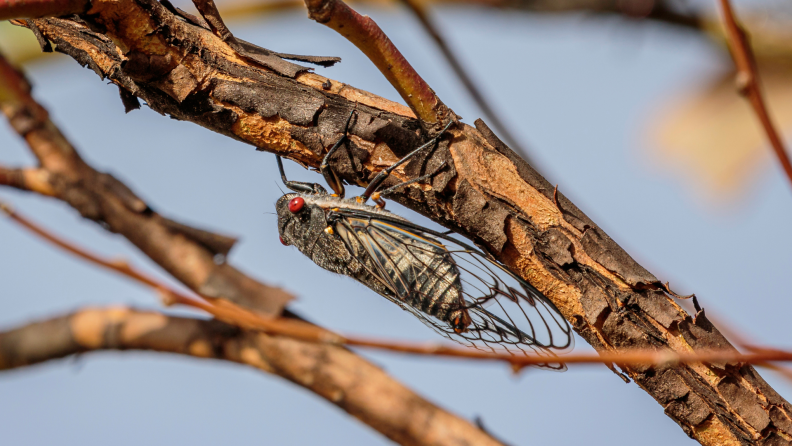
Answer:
1 0 791 444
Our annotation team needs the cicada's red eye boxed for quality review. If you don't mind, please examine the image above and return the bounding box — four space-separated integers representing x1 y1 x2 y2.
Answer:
279 235 288 246
288 197 305 213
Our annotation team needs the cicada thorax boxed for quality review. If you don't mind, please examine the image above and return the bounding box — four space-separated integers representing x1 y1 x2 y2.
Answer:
276 193 399 300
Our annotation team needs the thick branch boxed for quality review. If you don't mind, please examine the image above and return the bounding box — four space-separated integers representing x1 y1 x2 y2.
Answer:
0 51 292 316
11 4 792 444
0 308 504 446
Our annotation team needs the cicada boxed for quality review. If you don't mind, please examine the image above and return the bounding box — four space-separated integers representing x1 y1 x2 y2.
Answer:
275 113 573 368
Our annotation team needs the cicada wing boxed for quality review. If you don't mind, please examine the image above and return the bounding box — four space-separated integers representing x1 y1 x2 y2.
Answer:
332 210 574 368
335 217 415 300
446 247 574 352
334 217 469 337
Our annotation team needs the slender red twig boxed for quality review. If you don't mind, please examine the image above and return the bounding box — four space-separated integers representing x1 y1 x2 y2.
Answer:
303 0 449 124
717 0 792 190
6 200 792 372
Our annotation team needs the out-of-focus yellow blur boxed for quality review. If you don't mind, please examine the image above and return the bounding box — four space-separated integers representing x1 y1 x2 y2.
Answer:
0 21 47 65
647 64 792 204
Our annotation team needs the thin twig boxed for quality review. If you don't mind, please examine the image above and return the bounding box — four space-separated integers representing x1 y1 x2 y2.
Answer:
0 200 336 342
6 200 792 372
398 0 536 166
717 0 792 190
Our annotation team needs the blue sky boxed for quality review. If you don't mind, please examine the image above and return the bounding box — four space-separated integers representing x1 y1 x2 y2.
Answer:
1 6 790 445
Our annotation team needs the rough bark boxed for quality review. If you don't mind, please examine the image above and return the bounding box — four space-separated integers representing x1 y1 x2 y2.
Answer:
0 307 504 446
9 2 792 444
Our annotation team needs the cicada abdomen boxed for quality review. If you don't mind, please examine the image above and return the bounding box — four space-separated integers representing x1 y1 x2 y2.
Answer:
336 216 472 332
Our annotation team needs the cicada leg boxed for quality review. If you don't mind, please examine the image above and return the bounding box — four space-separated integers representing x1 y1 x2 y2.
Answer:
450 306 473 334
360 120 454 206
320 110 358 198
276 155 327 194
370 161 449 209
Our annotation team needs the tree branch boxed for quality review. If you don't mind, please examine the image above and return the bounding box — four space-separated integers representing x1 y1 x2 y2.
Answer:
0 50 292 316
0 307 505 446
5 2 791 443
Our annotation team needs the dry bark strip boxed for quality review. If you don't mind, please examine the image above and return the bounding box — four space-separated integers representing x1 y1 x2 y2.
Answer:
0 307 504 446
11 2 792 444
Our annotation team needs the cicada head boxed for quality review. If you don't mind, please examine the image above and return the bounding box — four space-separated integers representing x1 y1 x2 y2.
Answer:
276 193 354 275
276 194 327 252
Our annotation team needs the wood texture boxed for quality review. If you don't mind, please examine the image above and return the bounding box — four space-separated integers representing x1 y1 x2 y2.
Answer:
0 308 505 446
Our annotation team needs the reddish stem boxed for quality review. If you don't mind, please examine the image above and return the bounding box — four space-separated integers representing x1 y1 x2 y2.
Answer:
8 200 792 374
303 0 447 124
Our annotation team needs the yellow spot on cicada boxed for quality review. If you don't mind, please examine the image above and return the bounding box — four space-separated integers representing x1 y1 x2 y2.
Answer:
324 226 334 235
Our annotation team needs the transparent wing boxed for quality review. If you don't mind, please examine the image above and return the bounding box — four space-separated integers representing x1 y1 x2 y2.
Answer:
332 210 574 369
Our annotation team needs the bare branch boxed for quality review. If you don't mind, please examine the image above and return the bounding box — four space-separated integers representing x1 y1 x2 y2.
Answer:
0 50 293 316
717 0 792 190
0 307 506 446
